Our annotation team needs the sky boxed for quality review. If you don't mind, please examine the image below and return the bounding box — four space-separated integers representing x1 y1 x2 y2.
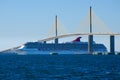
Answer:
0 0 120 51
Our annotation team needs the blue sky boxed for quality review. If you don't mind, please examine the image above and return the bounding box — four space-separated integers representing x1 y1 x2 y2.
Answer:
0 0 120 51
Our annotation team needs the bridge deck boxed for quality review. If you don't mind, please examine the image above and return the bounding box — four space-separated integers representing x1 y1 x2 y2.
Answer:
38 33 120 42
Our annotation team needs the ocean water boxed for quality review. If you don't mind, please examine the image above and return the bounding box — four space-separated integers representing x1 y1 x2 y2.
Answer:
0 54 120 80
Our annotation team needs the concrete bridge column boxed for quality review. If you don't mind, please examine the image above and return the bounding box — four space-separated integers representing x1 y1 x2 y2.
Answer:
44 41 46 44
55 38 58 44
88 35 93 54
110 35 115 54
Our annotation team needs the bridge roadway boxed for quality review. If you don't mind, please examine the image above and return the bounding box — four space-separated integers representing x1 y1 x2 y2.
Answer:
38 33 120 42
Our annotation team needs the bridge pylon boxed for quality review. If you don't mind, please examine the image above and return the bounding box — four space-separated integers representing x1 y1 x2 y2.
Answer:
55 15 58 44
88 6 93 54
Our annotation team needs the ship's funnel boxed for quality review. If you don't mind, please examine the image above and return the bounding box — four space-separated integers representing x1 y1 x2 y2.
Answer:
73 37 82 42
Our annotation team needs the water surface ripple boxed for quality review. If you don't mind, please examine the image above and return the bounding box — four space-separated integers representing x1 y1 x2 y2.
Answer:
0 54 120 80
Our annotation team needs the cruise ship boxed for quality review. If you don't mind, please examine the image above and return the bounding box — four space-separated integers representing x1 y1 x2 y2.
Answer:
18 37 107 54
1 35 107 55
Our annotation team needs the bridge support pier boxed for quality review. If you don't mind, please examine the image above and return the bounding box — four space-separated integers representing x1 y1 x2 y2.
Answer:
110 35 115 54
44 41 46 44
55 38 58 44
88 35 93 54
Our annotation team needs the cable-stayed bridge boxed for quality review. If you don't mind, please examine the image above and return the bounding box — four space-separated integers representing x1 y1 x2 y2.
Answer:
39 7 120 54
46 10 112 38
2 7 120 54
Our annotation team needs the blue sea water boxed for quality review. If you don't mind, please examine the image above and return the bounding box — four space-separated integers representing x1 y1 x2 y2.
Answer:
0 54 120 80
